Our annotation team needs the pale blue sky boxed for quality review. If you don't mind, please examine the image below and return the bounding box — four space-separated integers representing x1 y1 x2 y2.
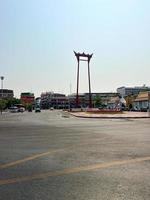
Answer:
0 0 150 97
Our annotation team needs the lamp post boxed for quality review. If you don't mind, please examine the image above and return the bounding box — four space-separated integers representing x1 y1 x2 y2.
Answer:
0 76 4 98
0 76 4 114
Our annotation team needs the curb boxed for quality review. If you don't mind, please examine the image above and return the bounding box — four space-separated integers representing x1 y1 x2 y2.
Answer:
69 113 150 119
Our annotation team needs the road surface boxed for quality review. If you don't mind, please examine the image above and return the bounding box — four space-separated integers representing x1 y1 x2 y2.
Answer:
0 110 150 200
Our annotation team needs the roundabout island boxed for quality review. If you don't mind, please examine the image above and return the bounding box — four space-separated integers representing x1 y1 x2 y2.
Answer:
69 109 150 119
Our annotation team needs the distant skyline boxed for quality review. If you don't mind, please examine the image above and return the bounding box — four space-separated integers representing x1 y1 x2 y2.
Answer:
0 0 150 98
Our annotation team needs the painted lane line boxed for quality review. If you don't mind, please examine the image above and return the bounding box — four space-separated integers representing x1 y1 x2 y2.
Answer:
0 149 64 170
0 156 150 186
0 140 105 170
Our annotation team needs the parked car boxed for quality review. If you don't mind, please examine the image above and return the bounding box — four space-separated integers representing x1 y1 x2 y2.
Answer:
9 106 19 113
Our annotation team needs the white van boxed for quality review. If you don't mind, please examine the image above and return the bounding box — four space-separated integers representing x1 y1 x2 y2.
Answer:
9 106 19 113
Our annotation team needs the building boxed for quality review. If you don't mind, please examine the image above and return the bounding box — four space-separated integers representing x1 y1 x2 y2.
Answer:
68 92 119 108
0 89 14 99
41 92 68 109
40 91 120 109
117 85 150 97
107 96 120 109
133 91 150 111
86 92 119 107
68 93 85 108
20 92 35 105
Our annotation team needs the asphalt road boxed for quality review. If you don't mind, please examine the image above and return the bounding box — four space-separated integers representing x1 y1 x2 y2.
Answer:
0 110 150 200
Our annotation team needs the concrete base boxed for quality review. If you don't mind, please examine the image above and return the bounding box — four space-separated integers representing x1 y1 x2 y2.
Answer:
69 111 150 119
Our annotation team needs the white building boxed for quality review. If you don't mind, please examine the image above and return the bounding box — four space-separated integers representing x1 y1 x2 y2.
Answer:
133 91 150 111
117 85 150 97
0 89 14 98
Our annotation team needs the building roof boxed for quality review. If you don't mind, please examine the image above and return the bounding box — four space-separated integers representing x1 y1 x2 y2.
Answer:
21 92 34 97
134 91 149 102
117 85 150 90
0 89 13 93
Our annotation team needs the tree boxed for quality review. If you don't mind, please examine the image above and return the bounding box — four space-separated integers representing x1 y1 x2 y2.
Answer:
26 103 33 112
94 95 102 108
6 98 21 108
0 99 7 114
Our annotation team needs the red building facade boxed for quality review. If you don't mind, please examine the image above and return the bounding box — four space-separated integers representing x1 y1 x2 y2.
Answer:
20 92 35 105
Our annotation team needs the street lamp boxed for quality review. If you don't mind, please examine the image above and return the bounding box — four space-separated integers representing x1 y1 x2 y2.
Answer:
0 76 4 98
